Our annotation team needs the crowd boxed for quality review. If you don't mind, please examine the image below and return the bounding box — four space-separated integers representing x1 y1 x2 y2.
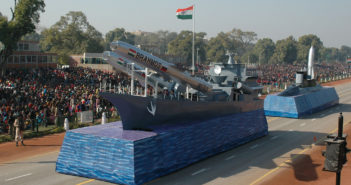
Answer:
0 67 128 134
255 62 349 86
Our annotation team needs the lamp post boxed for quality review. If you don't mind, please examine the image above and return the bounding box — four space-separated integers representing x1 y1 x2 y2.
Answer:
196 48 199 66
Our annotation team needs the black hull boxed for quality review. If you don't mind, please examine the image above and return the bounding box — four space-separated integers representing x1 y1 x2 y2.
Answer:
100 92 264 130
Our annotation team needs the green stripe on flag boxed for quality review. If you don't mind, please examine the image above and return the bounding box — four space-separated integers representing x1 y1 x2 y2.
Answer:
177 15 192 19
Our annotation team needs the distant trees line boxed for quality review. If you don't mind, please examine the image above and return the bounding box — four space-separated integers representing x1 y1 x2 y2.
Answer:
6 10 351 66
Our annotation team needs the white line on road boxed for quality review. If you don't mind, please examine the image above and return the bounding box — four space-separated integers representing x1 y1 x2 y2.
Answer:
300 122 306 127
250 144 259 150
5 173 32 181
289 129 294 132
225 155 236 161
312 119 316 121
191 168 207 176
270 136 279 140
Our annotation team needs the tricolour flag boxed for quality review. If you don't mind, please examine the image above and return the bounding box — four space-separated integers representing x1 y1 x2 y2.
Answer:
128 49 137 57
117 58 124 65
176 5 193 20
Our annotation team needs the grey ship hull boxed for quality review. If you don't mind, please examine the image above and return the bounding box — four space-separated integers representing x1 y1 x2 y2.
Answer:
100 92 263 130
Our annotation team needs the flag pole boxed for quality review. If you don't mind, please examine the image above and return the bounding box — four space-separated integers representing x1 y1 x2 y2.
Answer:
192 4 195 76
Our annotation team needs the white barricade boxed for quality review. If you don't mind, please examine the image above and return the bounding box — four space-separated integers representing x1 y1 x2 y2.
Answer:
64 118 69 130
77 110 94 123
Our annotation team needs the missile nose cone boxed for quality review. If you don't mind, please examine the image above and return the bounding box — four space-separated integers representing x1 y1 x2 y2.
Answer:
309 45 314 52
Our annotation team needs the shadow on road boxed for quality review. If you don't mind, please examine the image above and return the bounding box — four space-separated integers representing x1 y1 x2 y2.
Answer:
300 103 351 120
288 154 320 182
3 160 56 165
147 130 330 185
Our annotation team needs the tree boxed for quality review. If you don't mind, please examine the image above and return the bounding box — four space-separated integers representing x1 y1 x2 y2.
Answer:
227 28 257 56
206 32 234 63
40 11 104 64
134 30 178 55
253 38 275 64
105 28 135 50
297 34 323 63
271 36 297 64
0 0 45 72
168 31 207 65
340 45 351 61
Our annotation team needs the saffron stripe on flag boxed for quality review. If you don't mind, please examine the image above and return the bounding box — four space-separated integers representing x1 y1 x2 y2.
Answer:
176 5 193 13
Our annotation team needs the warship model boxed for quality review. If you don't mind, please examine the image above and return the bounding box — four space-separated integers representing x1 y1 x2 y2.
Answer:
101 41 264 130
57 41 268 185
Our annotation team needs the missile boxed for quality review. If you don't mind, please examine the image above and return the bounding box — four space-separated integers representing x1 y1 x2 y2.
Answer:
307 46 314 79
103 51 173 89
110 41 212 93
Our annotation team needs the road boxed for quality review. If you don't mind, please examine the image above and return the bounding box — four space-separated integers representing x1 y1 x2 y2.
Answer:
1 82 351 185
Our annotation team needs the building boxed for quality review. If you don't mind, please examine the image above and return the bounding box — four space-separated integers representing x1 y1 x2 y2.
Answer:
4 40 58 68
70 53 114 73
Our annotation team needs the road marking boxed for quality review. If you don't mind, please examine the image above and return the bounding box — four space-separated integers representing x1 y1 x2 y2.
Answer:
250 121 350 185
270 136 279 140
225 155 236 161
76 179 95 185
191 168 207 176
5 173 32 181
289 129 293 132
250 144 259 150
300 122 306 127
311 119 316 121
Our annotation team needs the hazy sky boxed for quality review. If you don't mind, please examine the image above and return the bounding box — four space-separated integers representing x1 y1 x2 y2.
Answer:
1 0 350 48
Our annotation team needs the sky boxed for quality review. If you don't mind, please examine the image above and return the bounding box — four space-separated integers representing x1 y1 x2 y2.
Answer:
0 0 350 48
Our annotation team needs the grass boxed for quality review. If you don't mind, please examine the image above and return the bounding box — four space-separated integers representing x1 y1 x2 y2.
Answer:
0 116 121 144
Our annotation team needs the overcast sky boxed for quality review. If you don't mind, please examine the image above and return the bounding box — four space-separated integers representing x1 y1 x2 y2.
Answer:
1 0 350 48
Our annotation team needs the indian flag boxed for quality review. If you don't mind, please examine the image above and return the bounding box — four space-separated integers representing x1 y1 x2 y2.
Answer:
176 5 193 19
117 58 124 65
128 49 137 57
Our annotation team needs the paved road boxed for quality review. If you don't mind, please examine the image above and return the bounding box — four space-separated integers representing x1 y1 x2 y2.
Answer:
1 83 351 185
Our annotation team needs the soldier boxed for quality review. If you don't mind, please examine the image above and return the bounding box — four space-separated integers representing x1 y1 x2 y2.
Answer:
14 115 25 147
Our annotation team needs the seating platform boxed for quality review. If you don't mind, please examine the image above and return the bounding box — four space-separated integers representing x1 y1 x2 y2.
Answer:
56 109 268 185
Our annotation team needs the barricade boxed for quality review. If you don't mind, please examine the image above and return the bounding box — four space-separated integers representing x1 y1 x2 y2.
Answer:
77 110 93 123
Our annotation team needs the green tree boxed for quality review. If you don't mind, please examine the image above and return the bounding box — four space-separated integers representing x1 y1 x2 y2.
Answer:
340 45 351 61
297 34 323 63
206 32 234 63
40 11 104 64
105 28 135 50
253 38 275 64
168 31 207 65
227 28 257 56
321 47 341 62
134 30 178 55
0 0 45 72
271 36 297 64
